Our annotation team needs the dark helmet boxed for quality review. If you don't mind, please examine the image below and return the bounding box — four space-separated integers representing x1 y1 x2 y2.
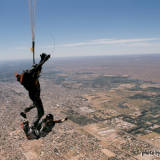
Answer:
46 114 54 120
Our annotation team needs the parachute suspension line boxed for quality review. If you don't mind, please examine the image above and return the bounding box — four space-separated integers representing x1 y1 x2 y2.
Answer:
28 0 36 65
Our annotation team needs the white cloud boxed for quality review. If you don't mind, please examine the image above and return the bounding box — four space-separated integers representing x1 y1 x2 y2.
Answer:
53 37 160 57
7 37 160 60
58 38 160 47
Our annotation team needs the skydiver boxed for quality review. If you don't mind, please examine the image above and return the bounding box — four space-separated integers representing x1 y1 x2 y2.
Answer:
16 53 50 128
20 114 68 139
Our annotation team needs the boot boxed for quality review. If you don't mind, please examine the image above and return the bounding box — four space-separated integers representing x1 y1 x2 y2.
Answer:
20 112 27 119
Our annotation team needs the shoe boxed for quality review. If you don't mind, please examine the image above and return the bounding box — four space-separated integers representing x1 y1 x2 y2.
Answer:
20 112 27 119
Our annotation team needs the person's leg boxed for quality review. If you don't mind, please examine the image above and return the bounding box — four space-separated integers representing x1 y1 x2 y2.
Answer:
21 121 39 139
20 92 36 118
20 121 30 136
24 104 35 113
32 97 44 128
20 104 35 118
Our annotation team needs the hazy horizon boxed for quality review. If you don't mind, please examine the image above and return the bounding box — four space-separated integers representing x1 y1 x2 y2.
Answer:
0 52 160 63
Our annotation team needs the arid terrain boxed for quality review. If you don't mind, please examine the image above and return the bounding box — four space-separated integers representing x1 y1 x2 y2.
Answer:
0 54 160 160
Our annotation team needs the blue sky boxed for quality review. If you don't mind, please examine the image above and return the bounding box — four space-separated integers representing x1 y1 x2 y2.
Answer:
0 0 160 60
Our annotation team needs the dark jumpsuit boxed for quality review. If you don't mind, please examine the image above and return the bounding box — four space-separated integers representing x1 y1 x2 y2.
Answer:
16 53 50 127
21 66 44 127
22 119 65 139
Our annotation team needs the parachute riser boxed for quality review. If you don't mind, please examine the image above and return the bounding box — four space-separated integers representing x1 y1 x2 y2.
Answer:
28 0 36 65
32 40 35 65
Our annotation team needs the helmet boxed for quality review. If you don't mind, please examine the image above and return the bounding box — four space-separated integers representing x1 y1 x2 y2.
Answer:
46 114 54 120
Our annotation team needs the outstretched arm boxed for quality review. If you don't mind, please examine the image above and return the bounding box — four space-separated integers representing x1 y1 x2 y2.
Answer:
54 117 68 123
15 54 51 79
30 53 51 74
35 54 50 69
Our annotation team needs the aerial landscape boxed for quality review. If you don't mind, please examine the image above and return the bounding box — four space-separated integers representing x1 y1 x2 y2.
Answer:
0 54 160 160
1 0 160 159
